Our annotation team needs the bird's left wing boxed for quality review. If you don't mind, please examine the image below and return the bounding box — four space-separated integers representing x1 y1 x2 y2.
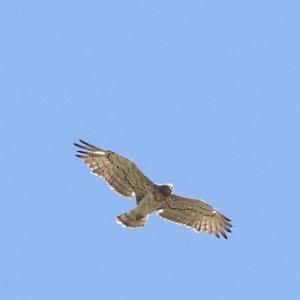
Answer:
158 194 232 239
74 140 155 200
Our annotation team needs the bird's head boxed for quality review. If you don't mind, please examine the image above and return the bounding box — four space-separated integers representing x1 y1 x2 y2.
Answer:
159 184 173 196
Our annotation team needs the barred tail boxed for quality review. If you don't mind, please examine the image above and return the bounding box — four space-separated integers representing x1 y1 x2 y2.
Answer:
116 212 148 228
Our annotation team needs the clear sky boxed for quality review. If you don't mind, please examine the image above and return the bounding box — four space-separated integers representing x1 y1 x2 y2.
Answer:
1 1 300 299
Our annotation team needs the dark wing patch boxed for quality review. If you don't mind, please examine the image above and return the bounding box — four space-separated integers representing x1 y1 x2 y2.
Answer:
158 194 232 239
74 140 155 199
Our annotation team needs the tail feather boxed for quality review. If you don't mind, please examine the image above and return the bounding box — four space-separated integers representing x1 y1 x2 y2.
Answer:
116 213 147 228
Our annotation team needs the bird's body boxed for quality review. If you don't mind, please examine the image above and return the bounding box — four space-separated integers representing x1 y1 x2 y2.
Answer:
74 140 232 239
116 185 172 228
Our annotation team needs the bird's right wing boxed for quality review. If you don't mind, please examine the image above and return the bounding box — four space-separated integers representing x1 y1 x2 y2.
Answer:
158 194 232 239
74 140 155 200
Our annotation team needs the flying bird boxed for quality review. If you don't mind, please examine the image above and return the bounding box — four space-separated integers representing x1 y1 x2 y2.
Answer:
74 140 232 239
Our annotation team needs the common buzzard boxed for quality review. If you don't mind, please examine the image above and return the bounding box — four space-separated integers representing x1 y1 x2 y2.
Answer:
74 140 232 239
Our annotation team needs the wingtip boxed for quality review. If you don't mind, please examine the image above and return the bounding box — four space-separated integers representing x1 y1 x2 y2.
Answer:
221 231 228 239
74 142 81 148
79 139 93 147
76 150 89 155
222 214 231 222
76 139 105 152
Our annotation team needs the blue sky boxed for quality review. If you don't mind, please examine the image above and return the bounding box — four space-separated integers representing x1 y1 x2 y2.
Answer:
1 1 300 299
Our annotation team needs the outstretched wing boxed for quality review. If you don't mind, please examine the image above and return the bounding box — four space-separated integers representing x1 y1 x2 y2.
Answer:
74 140 155 201
158 194 232 239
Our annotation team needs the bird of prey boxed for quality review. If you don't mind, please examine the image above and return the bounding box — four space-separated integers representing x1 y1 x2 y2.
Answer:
74 140 232 239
